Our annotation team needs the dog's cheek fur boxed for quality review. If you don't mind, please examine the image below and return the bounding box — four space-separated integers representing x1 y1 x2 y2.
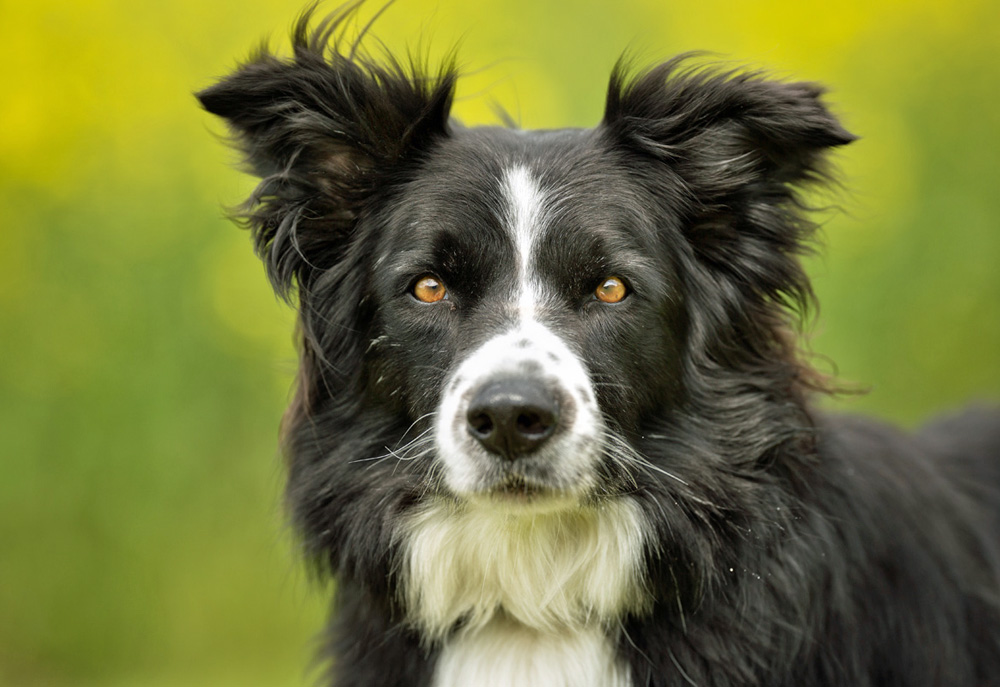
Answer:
579 296 687 433
363 294 456 421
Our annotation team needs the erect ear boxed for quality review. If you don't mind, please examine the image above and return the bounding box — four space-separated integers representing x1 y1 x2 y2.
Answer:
602 57 855 318
197 9 456 298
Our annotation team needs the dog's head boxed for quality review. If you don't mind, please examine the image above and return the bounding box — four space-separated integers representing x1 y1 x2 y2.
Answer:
198 11 852 531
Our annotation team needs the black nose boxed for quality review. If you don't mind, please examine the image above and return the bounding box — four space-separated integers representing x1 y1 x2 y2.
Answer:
466 379 559 460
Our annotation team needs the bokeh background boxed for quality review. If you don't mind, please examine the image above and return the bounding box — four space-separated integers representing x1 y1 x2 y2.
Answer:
2 0 998 684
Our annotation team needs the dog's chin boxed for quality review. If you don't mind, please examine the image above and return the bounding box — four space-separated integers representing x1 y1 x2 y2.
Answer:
472 479 582 513
437 431 604 515
453 469 593 515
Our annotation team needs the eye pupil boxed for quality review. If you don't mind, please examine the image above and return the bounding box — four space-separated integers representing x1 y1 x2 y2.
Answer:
413 275 447 303
595 276 627 304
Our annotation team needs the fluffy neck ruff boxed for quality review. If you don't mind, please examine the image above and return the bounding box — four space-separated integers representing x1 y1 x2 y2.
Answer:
398 496 650 642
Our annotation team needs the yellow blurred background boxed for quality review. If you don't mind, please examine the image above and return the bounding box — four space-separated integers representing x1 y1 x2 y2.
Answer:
1 0 997 684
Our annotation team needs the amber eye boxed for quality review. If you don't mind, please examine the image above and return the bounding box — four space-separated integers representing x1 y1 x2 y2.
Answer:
595 276 628 304
412 275 448 303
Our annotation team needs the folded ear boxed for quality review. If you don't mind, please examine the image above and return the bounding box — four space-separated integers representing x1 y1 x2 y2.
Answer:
197 9 456 297
602 56 854 325
604 56 854 188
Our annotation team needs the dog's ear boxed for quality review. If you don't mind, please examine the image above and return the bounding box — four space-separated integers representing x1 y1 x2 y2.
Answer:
197 11 456 298
603 56 854 191
602 57 855 315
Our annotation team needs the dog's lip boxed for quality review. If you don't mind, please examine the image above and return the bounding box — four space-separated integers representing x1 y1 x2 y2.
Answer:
465 475 584 511
492 476 551 499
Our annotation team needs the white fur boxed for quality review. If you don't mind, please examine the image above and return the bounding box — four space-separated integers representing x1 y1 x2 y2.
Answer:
433 318 603 495
399 498 650 638
432 617 633 687
504 165 546 319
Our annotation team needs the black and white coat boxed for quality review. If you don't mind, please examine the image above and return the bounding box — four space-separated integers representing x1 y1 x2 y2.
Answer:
198 9 1000 687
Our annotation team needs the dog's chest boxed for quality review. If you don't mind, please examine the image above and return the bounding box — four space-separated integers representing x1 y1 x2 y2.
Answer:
432 617 632 687
399 499 648 687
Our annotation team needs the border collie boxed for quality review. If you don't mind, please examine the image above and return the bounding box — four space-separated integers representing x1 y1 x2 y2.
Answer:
197 6 1000 686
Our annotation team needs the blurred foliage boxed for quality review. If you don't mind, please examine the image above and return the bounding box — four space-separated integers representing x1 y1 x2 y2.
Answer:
1 0 997 684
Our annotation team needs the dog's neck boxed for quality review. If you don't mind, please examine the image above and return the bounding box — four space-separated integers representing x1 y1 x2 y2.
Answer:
398 497 650 638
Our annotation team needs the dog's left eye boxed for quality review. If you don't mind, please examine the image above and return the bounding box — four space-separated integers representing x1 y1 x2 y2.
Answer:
594 276 628 304
412 275 448 303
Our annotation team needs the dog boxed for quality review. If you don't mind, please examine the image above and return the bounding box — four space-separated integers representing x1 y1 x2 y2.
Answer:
197 6 1000 686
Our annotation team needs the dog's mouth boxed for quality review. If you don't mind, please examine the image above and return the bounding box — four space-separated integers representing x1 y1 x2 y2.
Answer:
464 471 589 513
492 474 554 500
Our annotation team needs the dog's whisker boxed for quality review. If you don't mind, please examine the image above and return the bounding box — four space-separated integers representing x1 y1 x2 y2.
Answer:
391 412 438 448
603 431 690 487
350 427 437 467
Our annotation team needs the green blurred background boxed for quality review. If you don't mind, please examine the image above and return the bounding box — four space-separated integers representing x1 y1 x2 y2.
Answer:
1 0 997 684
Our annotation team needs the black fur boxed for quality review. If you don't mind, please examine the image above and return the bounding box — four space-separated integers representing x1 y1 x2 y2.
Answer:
198 6 1000 686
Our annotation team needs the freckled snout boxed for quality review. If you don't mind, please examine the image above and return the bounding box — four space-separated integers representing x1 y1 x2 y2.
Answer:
466 379 559 460
435 320 601 496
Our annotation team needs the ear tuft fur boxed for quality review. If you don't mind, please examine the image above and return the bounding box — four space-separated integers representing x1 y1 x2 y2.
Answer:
604 55 855 184
196 4 457 298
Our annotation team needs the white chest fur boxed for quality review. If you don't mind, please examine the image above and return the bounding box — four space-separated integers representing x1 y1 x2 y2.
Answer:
433 617 632 687
398 498 648 687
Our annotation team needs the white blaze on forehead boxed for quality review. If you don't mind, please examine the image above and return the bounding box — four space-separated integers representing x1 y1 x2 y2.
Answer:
502 165 547 319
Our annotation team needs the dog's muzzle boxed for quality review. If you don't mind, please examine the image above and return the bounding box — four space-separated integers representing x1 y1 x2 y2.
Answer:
434 321 604 498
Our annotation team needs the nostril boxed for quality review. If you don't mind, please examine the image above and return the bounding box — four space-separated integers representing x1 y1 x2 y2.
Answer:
468 411 494 439
516 411 554 438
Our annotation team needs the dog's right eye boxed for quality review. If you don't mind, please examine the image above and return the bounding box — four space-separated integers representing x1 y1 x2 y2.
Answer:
594 276 628 304
412 275 448 303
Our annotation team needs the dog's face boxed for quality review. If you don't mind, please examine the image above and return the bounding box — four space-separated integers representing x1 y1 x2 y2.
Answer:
197 16 852 547
365 128 685 503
